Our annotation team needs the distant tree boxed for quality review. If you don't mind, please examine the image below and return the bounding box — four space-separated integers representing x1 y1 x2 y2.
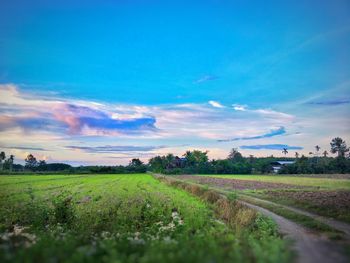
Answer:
314 145 321 163
39 160 46 165
295 152 299 159
148 156 165 173
164 153 176 169
128 158 146 173
323 150 328 157
315 145 321 153
183 150 209 167
8 155 14 172
129 158 143 167
0 151 6 171
330 137 349 158
37 160 47 171
228 148 244 162
46 163 72 171
282 148 288 158
25 154 38 170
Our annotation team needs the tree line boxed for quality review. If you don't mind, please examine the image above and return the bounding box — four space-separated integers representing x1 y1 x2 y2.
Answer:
1 137 349 175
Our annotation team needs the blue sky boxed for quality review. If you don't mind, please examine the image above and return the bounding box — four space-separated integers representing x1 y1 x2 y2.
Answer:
0 0 349 164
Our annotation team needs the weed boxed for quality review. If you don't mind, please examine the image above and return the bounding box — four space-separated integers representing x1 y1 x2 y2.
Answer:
202 190 221 204
51 192 76 226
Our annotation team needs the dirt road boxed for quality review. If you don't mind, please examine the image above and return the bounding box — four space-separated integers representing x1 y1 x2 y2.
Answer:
241 201 348 263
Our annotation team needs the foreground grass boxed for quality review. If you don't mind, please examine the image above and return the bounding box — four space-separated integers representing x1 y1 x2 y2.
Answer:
0 174 291 263
209 174 350 190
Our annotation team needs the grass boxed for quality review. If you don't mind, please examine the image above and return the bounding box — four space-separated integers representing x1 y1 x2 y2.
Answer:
208 174 350 190
0 174 292 263
238 195 344 240
247 190 350 224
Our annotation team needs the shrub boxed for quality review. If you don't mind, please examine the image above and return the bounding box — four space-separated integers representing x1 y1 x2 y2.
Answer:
51 193 76 226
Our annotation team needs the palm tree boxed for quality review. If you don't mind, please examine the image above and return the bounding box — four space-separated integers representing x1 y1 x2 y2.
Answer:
315 145 321 163
315 145 321 154
330 137 349 157
164 153 175 169
282 148 288 158
8 155 14 172
0 151 6 171
249 155 254 164
295 152 299 159
323 150 328 158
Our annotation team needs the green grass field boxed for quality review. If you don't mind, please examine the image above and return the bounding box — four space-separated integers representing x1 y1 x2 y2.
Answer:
0 174 291 263
211 174 350 190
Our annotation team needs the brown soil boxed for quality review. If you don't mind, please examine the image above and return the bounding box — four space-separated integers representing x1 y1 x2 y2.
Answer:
175 175 309 190
264 190 350 213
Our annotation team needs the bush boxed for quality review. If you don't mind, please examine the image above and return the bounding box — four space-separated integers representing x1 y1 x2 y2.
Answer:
51 193 76 226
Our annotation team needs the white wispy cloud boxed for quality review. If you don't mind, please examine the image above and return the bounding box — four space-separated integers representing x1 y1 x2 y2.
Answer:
208 100 225 108
232 104 247 111
194 75 218 84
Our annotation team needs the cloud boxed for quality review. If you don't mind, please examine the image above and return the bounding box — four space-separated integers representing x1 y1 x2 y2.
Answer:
53 103 156 134
218 126 286 142
253 109 293 120
307 99 350 106
0 86 157 136
208 100 225 108
65 145 166 153
231 104 293 121
240 144 303 150
232 104 247 111
0 145 48 151
0 85 297 141
194 75 218 84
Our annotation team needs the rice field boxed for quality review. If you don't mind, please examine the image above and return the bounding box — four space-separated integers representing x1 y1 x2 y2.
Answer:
0 174 291 263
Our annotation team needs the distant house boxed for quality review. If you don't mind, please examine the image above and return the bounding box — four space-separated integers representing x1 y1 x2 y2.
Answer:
270 161 295 173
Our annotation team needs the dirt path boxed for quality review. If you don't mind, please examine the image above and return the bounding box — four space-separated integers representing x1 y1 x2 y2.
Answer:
240 201 348 263
242 195 350 239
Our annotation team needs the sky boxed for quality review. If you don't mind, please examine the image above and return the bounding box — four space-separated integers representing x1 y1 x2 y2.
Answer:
0 0 350 165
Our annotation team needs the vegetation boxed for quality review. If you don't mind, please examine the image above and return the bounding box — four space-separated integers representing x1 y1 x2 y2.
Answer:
1 137 349 175
0 174 292 263
148 138 350 175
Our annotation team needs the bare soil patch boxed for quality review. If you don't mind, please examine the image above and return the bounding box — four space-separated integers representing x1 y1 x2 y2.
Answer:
175 175 310 190
265 190 350 210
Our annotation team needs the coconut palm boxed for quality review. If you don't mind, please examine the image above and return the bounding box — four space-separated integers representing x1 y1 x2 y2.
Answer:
315 145 321 153
164 153 175 169
330 137 349 157
314 145 321 162
0 151 6 171
8 155 14 172
282 148 288 158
